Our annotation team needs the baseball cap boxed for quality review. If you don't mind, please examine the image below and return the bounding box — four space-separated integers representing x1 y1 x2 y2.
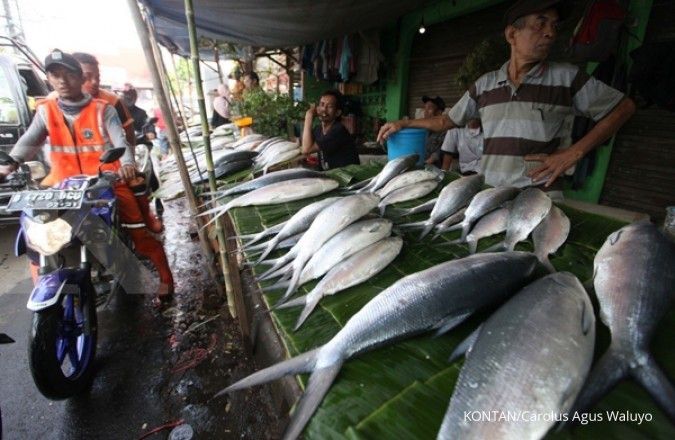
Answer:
504 0 573 26
44 49 83 75
422 95 446 111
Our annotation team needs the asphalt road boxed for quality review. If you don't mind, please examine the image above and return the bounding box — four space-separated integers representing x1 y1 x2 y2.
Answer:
0 223 174 439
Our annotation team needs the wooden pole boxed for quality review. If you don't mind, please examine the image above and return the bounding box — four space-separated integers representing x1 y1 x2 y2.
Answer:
183 0 238 318
125 0 224 297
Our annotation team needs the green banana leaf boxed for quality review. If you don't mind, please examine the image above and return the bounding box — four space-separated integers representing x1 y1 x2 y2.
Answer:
226 164 675 440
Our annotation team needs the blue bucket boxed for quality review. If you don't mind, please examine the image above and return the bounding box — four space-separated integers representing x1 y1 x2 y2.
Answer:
386 128 427 165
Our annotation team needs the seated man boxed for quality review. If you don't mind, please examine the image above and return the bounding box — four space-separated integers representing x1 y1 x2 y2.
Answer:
0 49 173 302
441 118 483 175
421 95 447 166
302 89 359 170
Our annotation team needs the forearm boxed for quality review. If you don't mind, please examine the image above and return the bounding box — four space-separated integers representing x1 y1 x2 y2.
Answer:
301 116 318 154
10 111 48 162
571 97 636 158
104 108 135 166
441 154 453 171
402 115 455 133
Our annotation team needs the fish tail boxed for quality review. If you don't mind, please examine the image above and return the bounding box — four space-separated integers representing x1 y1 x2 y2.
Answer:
259 262 292 282
282 362 343 440
379 205 386 216
294 294 322 331
199 209 226 231
214 348 321 398
397 220 425 229
460 224 470 242
570 348 628 416
418 223 435 240
262 280 290 293
279 268 303 304
255 237 279 265
482 241 505 253
446 223 462 233
631 352 675 422
539 255 556 273
387 207 408 218
256 258 287 280
274 294 307 310
467 239 478 254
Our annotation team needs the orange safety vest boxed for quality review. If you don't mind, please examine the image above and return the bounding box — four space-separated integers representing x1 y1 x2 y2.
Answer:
39 98 120 187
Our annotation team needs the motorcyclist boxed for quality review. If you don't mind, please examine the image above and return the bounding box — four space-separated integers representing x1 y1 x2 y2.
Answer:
0 49 174 304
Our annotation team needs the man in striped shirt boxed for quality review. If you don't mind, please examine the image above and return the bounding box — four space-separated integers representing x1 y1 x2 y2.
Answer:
378 0 635 197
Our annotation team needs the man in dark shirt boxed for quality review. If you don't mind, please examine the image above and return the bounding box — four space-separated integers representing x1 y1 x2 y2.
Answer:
302 89 360 170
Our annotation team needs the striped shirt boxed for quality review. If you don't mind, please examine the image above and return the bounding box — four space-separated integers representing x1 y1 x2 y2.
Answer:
448 61 625 189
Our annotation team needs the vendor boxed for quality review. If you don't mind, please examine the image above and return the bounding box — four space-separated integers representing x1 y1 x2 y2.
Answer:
302 89 360 170
441 118 483 175
377 0 635 199
421 95 447 166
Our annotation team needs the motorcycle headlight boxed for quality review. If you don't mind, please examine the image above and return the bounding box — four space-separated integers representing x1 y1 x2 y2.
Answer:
23 216 73 256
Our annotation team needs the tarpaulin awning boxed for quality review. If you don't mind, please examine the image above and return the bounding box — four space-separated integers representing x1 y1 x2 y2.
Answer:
140 0 433 56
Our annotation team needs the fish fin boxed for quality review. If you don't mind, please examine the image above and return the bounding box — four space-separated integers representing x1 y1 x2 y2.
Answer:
418 223 435 240
467 239 478 254
433 312 472 338
294 294 322 331
282 363 343 440
215 348 321 398
570 348 628 417
448 324 483 363
460 224 470 242
482 241 505 253
631 352 675 422
274 294 307 310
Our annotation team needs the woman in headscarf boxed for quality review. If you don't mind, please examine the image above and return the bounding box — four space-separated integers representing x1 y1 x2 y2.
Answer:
211 83 231 128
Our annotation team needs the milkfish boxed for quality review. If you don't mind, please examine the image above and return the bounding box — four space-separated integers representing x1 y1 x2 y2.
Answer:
532 206 570 272
190 159 252 184
493 188 552 251
463 207 510 254
205 168 325 200
458 186 519 241
264 218 393 298
259 148 301 174
378 180 439 215
388 197 438 218
571 222 675 423
279 194 380 304
416 174 484 239
212 149 259 167
254 197 341 264
254 136 285 153
216 252 539 440
439 272 595 440
278 237 403 330
376 170 441 198
198 178 339 229
357 154 418 193
431 208 467 239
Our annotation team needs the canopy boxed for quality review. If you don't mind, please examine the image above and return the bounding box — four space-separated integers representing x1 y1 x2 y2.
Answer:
141 0 432 56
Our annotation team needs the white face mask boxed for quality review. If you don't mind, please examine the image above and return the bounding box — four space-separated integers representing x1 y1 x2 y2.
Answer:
468 127 481 137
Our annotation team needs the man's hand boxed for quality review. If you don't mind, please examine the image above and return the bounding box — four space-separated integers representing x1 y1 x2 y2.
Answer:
305 104 317 119
118 163 137 181
376 120 406 143
0 163 18 181
525 147 584 187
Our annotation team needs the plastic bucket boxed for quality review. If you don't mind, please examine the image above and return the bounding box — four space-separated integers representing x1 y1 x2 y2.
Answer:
386 128 427 165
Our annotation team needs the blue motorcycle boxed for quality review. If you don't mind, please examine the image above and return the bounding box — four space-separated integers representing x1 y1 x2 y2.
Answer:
0 147 142 400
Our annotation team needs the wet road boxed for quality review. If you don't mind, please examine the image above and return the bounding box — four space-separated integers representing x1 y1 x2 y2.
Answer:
0 223 174 439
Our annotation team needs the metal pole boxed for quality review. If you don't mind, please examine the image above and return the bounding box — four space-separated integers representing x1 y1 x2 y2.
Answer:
125 0 224 297
184 0 237 317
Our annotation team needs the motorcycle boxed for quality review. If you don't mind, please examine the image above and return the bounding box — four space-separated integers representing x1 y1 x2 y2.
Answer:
0 147 151 400
0 333 15 439
134 117 163 216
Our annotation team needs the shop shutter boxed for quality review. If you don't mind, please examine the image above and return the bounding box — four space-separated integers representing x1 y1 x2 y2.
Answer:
601 0 675 223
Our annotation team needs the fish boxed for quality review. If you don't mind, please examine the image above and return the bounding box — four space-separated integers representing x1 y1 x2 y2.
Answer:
278 237 404 330
357 154 418 193
190 159 252 184
439 272 595 440
458 187 519 241
213 150 259 167
279 194 381 304
344 176 374 192
230 220 288 250
246 232 303 257
198 178 339 229
497 188 552 251
463 207 510 254
206 168 325 200
260 148 301 174
532 206 570 272
378 180 439 215
254 197 341 264
265 218 393 297
571 222 675 422
431 208 467 238
376 170 440 198
216 252 539 440
232 133 266 149
417 174 484 239
388 197 438 218
254 136 285 153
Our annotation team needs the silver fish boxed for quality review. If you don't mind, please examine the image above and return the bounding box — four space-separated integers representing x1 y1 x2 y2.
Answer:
376 170 440 198
464 207 510 253
378 180 439 215
388 197 438 218
439 272 595 440
357 154 418 193
431 208 467 238
571 222 675 422
216 252 538 440
254 197 341 264
532 206 570 272
278 237 404 330
199 178 339 229
260 148 301 174
459 187 519 241
418 174 484 239
207 168 325 200
246 232 303 257
501 188 552 251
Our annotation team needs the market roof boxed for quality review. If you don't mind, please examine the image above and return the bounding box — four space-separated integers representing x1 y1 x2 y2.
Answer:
141 0 433 56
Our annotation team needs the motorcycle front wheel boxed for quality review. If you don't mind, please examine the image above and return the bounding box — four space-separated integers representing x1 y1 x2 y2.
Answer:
28 290 98 400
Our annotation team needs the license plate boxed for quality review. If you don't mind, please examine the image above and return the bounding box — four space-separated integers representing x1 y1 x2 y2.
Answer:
5 190 85 211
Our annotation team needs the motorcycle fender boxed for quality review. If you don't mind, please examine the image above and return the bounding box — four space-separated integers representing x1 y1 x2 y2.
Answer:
27 271 83 312
15 229 26 256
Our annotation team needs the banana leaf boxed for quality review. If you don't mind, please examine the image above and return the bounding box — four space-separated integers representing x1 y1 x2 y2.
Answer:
226 165 675 440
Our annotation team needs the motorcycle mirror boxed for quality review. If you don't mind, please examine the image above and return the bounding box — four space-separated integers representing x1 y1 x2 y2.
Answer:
0 151 17 166
25 161 47 180
99 147 127 164
0 333 15 344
